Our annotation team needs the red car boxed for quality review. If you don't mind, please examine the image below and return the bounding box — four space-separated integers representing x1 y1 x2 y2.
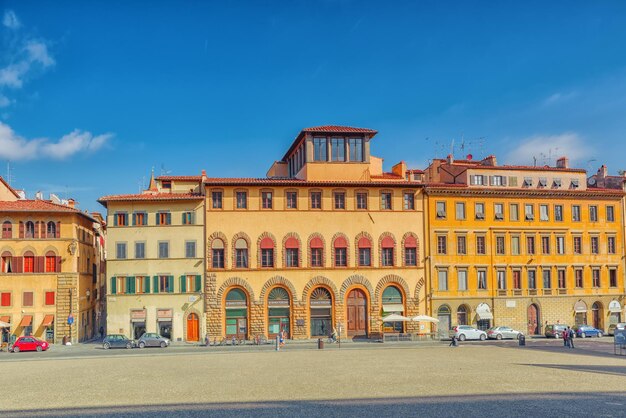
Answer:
10 336 49 353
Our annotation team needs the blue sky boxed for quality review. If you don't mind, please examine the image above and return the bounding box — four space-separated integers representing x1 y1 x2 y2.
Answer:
1 1 626 212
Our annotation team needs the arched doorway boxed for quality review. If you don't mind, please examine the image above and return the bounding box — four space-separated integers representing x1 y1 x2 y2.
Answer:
382 285 404 332
268 287 290 338
457 305 469 326
346 288 368 337
310 287 332 337
225 288 248 339
186 313 199 341
527 304 540 335
437 305 451 338
592 302 603 330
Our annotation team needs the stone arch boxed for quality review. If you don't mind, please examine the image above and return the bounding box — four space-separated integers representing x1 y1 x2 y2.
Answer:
259 275 299 302
281 232 302 268
182 306 203 341
374 274 411 303
414 277 425 301
301 276 339 303
207 231 228 268
340 274 374 300
217 277 256 304
231 231 252 267
401 232 420 266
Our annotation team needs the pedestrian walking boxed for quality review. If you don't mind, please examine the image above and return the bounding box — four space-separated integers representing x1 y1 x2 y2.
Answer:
562 328 569 347
568 327 575 349
279 329 285 347
99 326 104 339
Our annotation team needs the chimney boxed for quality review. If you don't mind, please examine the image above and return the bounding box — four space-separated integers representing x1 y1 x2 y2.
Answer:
392 161 407 177
482 155 497 166
35 191 43 200
556 156 569 169
446 154 454 164
597 165 608 179
67 198 75 208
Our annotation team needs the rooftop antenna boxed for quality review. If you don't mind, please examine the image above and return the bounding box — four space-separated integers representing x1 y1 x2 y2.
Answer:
6 161 13 185
160 164 172 176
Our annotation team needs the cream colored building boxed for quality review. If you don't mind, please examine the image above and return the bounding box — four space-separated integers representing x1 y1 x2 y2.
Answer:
99 174 206 342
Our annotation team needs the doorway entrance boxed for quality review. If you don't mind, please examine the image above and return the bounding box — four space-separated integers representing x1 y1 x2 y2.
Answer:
527 304 540 335
592 302 603 330
346 288 367 337
186 313 199 341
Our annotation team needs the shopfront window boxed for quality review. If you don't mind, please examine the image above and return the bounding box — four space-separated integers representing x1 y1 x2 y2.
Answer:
310 287 332 337
225 288 248 338
268 287 290 338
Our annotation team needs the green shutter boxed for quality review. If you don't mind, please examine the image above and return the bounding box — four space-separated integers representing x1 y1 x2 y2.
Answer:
128 276 136 294
113 214 118 226
144 277 150 293
143 212 147 225
153 276 159 293
111 277 117 294
191 212 195 225
166 213 171 225
168 276 174 293
182 212 186 224
195 275 202 292
156 213 160 225
180 275 186 293
132 213 136 226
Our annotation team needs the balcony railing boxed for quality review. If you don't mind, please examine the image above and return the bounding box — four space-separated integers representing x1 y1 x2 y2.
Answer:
528 289 538 296
513 289 523 296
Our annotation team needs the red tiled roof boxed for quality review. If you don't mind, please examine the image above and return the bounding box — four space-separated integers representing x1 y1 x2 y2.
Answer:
204 178 421 187
302 125 378 134
435 159 586 173
0 176 20 198
0 200 95 220
98 192 204 206
371 173 404 180
155 176 202 181
424 183 624 195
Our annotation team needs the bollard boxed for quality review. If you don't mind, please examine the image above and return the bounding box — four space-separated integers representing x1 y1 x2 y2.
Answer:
318 338 324 349
519 334 526 346
275 335 280 351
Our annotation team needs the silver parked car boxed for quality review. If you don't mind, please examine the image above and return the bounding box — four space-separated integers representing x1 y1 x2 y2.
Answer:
453 325 487 341
608 323 626 336
137 333 170 348
487 326 523 340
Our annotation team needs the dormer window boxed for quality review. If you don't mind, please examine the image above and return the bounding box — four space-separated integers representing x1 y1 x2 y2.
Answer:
162 180 171 189
538 178 547 188
553 178 562 188
331 138 345 161
570 179 579 189
348 138 364 162
313 138 328 162
523 177 533 187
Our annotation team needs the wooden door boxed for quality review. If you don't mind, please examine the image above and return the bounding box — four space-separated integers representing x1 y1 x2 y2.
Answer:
347 289 367 336
527 304 539 335
186 313 199 342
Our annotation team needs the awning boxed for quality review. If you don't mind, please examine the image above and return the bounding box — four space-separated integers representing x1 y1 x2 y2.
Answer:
574 301 587 313
382 304 404 313
475 304 493 320
609 301 622 313
411 315 440 323
41 315 54 327
382 313 410 322
0 315 9 323
19 315 32 327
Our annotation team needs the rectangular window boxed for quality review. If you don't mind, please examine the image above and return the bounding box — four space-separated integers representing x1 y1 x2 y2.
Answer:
158 242 169 259
556 236 565 254
162 180 171 189
331 137 345 161
310 192 322 209
436 201 446 219
313 137 328 161
359 248 371 266
491 176 504 186
475 203 485 220
286 192 298 209
133 212 147 226
573 236 582 254
236 192 247 209
528 270 536 289
381 192 392 210
456 235 467 255
348 138 363 162
403 193 414 210
135 276 147 294
185 241 196 258
212 249 224 268
513 271 521 289
457 270 468 291
541 236 550 254
438 270 448 291
523 177 533 187
496 236 505 255
356 192 368 210
135 242 145 259
310 248 322 267
572 205 581 221
592 269 600 288
22 291 33 307
0 292 10 306
116 277 126 294
554 205 563 222
182 211 194 224
285 248 299 267
589 205 598 222
538 177 547 188
45 291 55 305
157 211 171 225
542 269 551 289
558 270 566 289
115 212 128 226
525 204 534 220
261 249 274 268
334 248 347 267
116 242 127 259
470 175 485 185
510 204 519 221
334 192 345 209
456 202 466 220
606 205 615 222
437 236 447 255
609 269 617 287
476 236 486 255
404 248 416 266
575 269 583 288
540 205 549 221
526 236 535 255
159 275 172 293
591 237 599 254
497 271 506 290
494 203 504 220
262 192 273 209
511 236 520 255
211 191 223 209
608 236 616 254
477 270 487 290
381 248 394 266
236 249 248 268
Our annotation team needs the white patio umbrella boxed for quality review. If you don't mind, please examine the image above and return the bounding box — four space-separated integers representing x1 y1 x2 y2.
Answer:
0 320 10 328
381 313 411 322
411 315 440 323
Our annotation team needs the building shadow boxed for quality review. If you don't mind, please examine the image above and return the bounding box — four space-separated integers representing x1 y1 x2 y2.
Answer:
519 363 626 377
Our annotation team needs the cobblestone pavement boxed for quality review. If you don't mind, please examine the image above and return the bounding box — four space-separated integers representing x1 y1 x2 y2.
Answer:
1 340 625 417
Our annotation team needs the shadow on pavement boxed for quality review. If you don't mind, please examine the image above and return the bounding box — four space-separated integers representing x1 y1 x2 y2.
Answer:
5 392 626 418
520 363 626 377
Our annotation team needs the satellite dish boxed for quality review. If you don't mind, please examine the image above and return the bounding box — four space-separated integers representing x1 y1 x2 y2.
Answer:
466 154 473 161
588 177 596 186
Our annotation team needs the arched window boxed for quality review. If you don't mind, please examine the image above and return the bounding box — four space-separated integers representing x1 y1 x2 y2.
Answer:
25 221 35 238
310 287 332 337
45 251 57 273
2 221 11 239
358 237 371 266
23 251 35 273
404 235 418 266
268 287 291 338
212 239 225 268
225 288 248 338
382 285 403 305
235 238 248 268
382 285 404 332
260 237 274 268
1 251 12 273
284 237 299 267
457 305 469 325
333 236 348 267
309 236 324 267
437 305 452 335
47 221 56 238
381 236 395 266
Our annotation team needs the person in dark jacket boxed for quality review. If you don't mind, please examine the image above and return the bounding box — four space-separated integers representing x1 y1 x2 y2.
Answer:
568 327 575 348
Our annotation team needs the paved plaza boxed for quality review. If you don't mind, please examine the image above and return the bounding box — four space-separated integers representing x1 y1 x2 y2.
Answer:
1 340 625 417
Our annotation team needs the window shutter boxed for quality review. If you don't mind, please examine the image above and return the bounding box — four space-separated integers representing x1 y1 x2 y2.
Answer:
195 275 201 292
34 221 40 238
191 212 195 225
168 276 174 293
180 275 186 293
125 277 132 294
129 276 136 294
156 213 160 225
19 221 24 238
132 213 136 226
13 256 23 273
153 276 159 293
56 221 61 238
111 277 117 294
166 213 171 225
482 175 488 185
144 277 150 293
55 256 62 272
113 215 118 226
41 223 47 239
502 176 507 186
36 256 45 273
182 213 186 224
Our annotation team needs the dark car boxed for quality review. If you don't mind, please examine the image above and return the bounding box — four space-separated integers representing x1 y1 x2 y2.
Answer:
545 324 568 338
137 332 170 348
10 336 49 352
103 334 135 349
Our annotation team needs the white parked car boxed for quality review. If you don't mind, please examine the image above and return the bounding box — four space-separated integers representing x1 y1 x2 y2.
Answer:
452 325 487 341
487 326 523 340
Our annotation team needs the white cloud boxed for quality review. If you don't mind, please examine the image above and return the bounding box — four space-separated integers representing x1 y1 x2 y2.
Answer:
2 10 20 29
504 132 592 166
542 91 577 106
0 94 10 107
0 121 113 160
